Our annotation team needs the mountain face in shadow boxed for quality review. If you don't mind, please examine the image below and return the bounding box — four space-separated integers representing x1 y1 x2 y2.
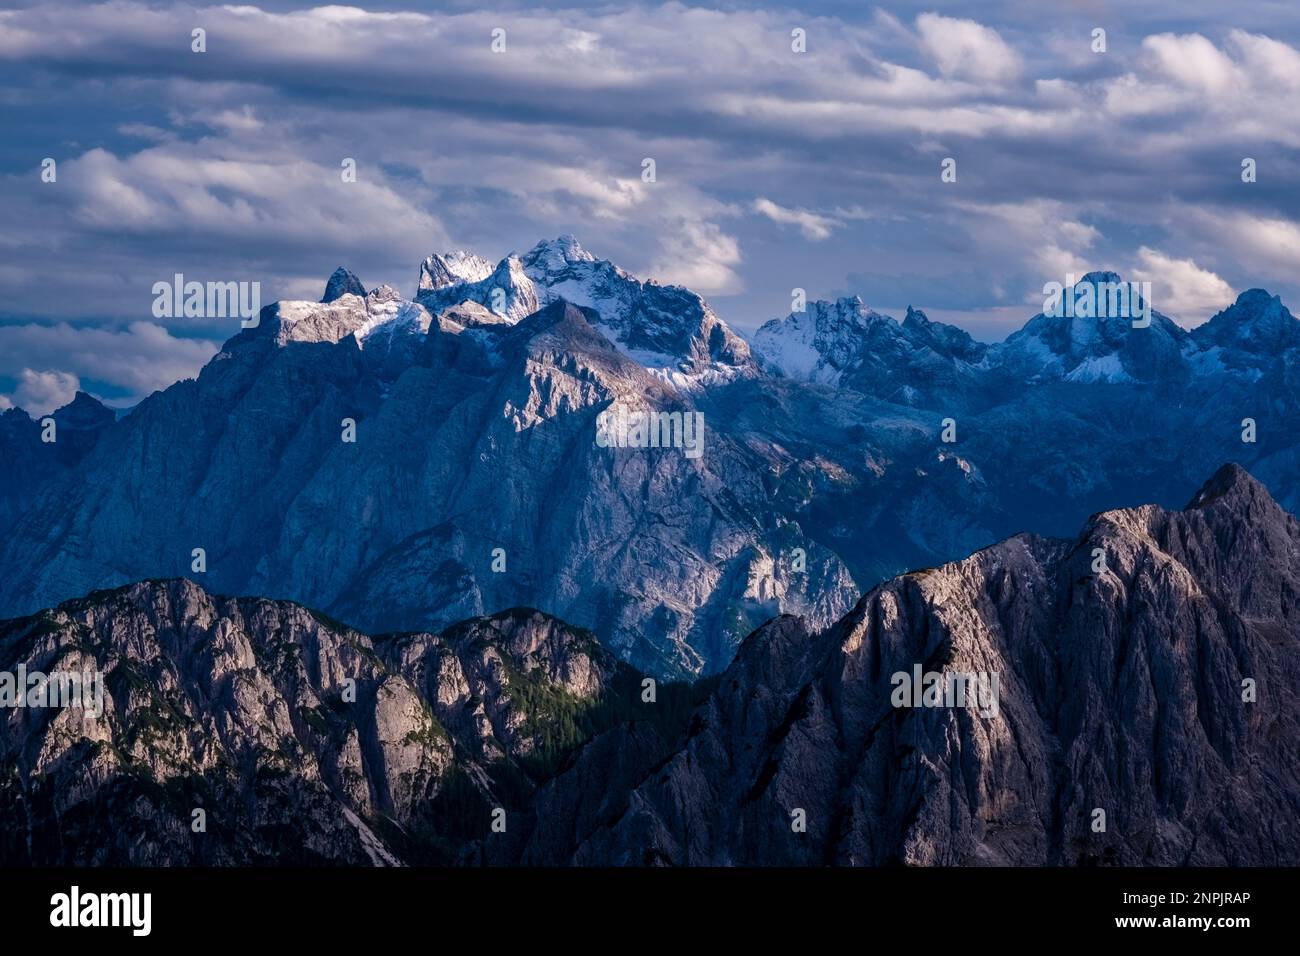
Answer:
539 463 1299 866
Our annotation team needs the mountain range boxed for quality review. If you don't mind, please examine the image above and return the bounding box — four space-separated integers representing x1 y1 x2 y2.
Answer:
2 238 1299 680
2 464 1295 865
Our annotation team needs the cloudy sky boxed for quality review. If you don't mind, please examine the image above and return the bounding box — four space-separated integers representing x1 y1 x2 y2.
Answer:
3 0 1300 412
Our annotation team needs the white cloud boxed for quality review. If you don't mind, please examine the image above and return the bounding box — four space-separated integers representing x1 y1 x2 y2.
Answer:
1129 247 1234 326
0 137 450 320
61 146 445 251
914 13 1022 84
751 198 839 241
650 220 742 296
1 369 81 417
1142 33 1245 97
1180 209 1300 277
0 322 218 406
1094 31 1300 150
2 1 1300 342
1228 30 1300 89
955 200 1101 293
0 2 1039 142
206 107 264 133
1100 73 1189 118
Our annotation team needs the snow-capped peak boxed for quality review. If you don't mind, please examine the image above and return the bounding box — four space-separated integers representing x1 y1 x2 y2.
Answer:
419 250 494 292
416 235 752 378
521 234 597 275
751 297 897 384
995 269 1187 383
1191 288 1300 353
271 284 430 348
750 294 991 405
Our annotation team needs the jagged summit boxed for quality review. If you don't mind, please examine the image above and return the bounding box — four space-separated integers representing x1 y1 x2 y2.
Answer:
265 280 433 351
751 295 989 407
825 294 886 323
54 390 114 425
7 461 1298 867
0 390 112 428
1077 269 1125 285
521 234 597 273
413 235 753 376
418 250 494 292
1192 287 1300 353
230 235 755 384
1049 269 1150 318
995 269 1183 383
322 267 366 303
751 296 894 383
304 244 1297 398
751 269 1294 397
0 391 111 440
901 305 984 361
8 234 1300 690
1235 288 1282 309
1185 461 1273 509
632 462 1300 865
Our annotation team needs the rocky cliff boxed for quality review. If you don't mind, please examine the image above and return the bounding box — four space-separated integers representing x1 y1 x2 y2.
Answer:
535 463 1299 865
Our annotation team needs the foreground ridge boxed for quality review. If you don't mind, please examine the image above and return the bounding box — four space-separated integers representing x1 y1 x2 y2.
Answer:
1 464 1296 865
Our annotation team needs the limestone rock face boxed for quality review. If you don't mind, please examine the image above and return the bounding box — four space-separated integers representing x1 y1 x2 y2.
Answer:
530 465 1300 866
0 580 626 865
418 251 494 293
0 291 852 678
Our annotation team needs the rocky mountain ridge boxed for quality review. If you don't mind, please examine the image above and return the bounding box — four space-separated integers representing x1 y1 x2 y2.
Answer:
751 270 1298 397
3 464 1295 866
537 463 1299 865
2 242 1299 679
0 577 703 864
